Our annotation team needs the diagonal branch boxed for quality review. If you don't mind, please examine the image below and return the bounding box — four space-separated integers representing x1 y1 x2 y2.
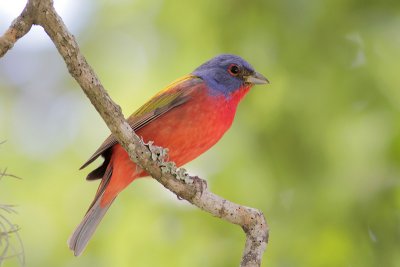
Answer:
0 0 37 57
0 1 269 266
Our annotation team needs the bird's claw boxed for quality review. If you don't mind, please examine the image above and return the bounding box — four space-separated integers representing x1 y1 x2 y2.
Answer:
192 176 208 196
175 167 192 184
175 176 207 200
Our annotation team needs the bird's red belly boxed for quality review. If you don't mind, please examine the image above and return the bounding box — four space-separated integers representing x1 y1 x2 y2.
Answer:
141 101 232 165
111 93 235 181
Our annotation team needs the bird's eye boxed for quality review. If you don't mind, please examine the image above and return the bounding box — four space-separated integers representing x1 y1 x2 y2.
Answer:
228 64 240 76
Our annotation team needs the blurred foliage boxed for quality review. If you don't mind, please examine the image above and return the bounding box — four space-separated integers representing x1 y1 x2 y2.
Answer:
1 0 400 266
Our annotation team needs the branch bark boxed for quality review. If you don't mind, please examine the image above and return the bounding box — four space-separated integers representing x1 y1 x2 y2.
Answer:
0 1 269 266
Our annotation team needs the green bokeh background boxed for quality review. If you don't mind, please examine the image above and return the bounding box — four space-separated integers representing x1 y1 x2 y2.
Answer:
1 0 400 266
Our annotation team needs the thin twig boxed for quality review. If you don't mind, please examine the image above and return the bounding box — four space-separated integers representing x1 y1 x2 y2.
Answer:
0 145 24 266
0 168 22 180
0 212 25 266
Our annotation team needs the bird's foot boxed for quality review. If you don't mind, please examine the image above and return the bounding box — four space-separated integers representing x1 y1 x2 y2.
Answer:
175 176 207 200
175 167 192 184
192 176 208 196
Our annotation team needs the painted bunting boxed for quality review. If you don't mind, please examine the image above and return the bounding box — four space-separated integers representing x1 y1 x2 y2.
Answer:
68 54 268 256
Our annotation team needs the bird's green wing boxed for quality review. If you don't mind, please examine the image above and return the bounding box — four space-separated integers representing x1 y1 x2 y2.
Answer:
80 75 203 171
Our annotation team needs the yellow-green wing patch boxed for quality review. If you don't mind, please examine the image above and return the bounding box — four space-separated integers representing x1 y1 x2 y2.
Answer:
80 75 202 171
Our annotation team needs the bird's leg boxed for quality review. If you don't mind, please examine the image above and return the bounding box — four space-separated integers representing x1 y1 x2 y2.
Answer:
175 176 207 200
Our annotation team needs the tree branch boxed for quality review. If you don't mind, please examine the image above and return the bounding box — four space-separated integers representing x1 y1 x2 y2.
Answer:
0 1 269 266
0 0 37 57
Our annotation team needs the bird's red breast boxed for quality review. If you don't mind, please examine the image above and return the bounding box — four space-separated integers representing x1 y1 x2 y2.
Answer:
101 83 251 205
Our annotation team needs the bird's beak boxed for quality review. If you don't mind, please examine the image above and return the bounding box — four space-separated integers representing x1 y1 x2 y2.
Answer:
245 71 269 85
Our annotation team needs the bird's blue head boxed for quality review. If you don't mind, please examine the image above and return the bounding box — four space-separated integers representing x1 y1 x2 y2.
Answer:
192 54 268 96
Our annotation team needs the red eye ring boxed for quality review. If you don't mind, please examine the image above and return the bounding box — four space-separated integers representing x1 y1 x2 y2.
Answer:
228 64 240 76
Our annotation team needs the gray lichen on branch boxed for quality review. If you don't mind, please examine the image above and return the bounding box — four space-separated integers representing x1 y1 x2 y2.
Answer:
0 1 269 266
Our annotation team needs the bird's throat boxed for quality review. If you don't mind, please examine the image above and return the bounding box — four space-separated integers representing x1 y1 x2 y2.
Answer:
228 85 252 106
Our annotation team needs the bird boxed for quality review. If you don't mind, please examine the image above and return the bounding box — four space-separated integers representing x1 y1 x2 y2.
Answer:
68 54 269 256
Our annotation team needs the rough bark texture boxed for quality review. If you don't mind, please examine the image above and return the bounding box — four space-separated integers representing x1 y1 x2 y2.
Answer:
0 1 269 266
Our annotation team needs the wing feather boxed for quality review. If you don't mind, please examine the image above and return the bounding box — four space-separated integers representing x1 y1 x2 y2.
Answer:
80 75 202 170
